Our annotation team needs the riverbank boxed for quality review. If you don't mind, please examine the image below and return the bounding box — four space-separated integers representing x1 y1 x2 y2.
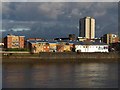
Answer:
1 52 119 63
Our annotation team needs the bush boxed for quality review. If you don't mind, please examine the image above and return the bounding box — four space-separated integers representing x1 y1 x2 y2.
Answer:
5 48 29 51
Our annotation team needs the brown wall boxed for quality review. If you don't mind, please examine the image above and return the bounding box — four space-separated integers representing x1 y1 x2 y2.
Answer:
7 36 12 48
19 37 24 48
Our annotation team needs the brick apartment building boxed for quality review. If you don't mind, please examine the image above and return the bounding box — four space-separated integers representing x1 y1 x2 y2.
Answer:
4 34 25 48
101 34 119 44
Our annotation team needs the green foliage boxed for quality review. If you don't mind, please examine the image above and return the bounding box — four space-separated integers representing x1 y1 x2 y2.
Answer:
5 48 29 51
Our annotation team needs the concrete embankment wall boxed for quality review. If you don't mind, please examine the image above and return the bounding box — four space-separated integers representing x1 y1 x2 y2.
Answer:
2 52 119 63
39 52 119 59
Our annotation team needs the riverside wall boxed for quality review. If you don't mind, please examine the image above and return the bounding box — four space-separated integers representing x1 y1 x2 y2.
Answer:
1 52 119 63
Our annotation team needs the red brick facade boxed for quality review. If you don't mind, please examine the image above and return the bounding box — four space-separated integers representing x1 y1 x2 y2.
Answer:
4 35 25 48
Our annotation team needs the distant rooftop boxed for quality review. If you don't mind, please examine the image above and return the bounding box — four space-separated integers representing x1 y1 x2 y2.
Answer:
74 41 108 45
7 34 25 37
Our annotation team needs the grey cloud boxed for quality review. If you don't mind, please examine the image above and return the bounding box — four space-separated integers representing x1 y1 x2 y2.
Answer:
2 2 118 38
38 3 65 19
2 0 27 2
2 2 117 21
0 3 2 20
70 8 80 16
2 3 11 18
3 0 118 2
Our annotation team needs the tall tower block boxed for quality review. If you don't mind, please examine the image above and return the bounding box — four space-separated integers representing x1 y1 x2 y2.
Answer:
79 17 95 39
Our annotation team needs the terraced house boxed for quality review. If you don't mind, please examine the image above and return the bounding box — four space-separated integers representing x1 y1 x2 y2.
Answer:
28 40 50 53
27 40 75 53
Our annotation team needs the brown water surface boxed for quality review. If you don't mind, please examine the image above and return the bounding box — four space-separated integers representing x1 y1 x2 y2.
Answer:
2 60 118 88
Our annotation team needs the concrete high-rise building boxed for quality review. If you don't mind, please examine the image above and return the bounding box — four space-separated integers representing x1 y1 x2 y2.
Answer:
79 17 95 39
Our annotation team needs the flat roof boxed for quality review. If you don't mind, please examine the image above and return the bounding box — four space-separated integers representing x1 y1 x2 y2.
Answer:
74 42 108 45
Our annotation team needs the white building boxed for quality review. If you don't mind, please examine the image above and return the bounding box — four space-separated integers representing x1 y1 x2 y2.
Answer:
0 43 4 46
74 42 109 52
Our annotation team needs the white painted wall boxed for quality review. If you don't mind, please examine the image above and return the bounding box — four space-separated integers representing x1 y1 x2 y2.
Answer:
75 45 108 52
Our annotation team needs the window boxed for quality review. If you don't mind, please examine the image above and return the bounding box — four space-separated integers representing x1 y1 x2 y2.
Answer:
98 46 100 49
104 46 108 49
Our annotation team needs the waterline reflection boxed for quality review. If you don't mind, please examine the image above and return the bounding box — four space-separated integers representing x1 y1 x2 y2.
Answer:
3 62 118 88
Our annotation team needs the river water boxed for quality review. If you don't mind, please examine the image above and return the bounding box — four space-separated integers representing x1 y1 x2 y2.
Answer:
2 62 118 88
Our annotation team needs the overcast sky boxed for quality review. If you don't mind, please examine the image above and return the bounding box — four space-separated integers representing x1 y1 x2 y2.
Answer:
1 0 119 2
1 2 119 39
